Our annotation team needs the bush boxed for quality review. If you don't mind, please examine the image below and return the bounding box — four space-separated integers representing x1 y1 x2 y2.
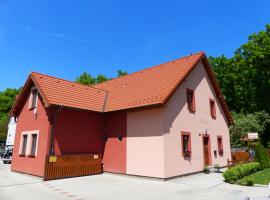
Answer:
255 143 270 169
246 178 254 186
223 162 260 183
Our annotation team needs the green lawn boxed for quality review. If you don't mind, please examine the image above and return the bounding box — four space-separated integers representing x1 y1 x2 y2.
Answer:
237 168 270 185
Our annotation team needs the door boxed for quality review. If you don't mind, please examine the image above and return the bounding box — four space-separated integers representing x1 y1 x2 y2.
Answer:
203 136 211 166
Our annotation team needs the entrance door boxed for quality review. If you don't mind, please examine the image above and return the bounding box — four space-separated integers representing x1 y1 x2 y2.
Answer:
203 136 211 166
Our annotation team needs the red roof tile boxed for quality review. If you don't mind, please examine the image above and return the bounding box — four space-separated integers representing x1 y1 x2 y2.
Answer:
95 52 204 112
31 72 108 112
10 52 233 124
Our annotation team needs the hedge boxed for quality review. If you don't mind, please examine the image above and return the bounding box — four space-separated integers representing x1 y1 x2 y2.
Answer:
255 143 270 169
223 162 260 183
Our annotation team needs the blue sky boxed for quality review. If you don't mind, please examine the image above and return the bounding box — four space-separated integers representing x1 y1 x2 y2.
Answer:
0 0 269 91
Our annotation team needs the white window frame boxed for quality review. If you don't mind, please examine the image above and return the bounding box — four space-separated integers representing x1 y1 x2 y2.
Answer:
19 130 39 156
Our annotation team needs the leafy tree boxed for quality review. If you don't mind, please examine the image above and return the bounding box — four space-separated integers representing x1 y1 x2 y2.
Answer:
75 72 95 85
229 111 270 148
76 70 128 85
95 74 108 84
0 88 20 141
210 24 270 114
117 70 128 77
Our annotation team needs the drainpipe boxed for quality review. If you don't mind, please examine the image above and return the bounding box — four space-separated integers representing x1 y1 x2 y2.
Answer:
49 105 62 156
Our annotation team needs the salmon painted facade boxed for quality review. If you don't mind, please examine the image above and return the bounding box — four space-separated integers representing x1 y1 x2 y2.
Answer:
10 52 233 179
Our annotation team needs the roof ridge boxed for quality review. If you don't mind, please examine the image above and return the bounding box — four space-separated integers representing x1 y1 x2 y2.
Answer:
94 51 205 87
30 71 109 93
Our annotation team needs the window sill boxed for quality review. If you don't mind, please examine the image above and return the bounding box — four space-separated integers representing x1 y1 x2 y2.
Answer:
211 116 216 119
19 154 26 157
29 107 37 110
28 155 36 158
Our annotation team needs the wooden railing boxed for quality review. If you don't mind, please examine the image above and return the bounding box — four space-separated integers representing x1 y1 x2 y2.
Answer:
44 154 102 180
227 151 250 168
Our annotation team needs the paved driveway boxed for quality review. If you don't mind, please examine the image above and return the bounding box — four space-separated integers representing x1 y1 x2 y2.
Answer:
0 162 268 200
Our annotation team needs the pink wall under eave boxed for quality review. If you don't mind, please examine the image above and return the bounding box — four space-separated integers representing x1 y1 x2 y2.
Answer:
11 94 51 177
163 61 231 178
126 108 164 178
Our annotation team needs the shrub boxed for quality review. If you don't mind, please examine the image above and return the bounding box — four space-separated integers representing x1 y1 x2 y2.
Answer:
223 162 260 183
255 143 270 169
245 178 254 186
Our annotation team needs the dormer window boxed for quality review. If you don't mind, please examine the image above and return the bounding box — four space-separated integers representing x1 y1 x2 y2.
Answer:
186 88 195 112
30 88 38 109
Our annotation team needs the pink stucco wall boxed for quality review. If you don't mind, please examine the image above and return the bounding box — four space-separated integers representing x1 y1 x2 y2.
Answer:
126 108 165 178
163 61 231 178
126 61 231 179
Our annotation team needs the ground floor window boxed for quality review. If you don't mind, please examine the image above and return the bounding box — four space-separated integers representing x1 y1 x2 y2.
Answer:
20 134 28 155
19 131 39 157
217 136 223 156
181 132 191 158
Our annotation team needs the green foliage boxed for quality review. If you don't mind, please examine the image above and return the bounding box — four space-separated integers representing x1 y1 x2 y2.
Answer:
75 72 96 85
75 70 128 85
117 70 128 77
210 24 270 114
254 143 270 169
223 162 260 183
95 74 109 84
0 88 20 141
229 111 270 147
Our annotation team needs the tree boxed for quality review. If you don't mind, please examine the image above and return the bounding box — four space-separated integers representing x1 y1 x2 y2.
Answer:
210 24 270 114
75 72 95 85
0 88 20 141
95 74 108 84
117 70 128 77
229 111 270 148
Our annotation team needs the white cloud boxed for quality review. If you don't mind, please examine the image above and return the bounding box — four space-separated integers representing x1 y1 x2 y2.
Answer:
14 26 101 46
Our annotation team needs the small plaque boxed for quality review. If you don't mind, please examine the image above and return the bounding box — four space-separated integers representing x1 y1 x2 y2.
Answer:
94 154 99 159
49 156 57 162
248 133 258 140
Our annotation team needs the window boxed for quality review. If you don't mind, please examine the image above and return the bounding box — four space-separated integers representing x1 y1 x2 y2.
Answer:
30 89 38 109
186 88 195 112
30 134 38 156
21 134 28 155
181 132 191 157
209 99 216 118
217 136 223 156
19 131 39 157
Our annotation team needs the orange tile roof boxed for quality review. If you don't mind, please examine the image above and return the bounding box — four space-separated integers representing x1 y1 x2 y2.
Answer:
95 52 204 112
31 72 108 112
10 52 233 124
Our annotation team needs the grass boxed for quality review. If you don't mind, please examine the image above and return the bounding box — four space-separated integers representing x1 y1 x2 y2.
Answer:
236 168 270 185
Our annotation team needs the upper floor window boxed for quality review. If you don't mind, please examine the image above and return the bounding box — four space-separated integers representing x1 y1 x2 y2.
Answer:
30 88 38 109
30 134 38 156
181 132 192 158
209 99 216 118
186 88 195 112
217 136 223 156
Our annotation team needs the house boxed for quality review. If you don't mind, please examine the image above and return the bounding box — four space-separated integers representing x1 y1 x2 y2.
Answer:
5 117 17 149
9 52 233 179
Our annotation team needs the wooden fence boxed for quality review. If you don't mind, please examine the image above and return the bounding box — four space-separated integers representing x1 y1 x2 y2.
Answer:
44 154 102 181
227 151 250 168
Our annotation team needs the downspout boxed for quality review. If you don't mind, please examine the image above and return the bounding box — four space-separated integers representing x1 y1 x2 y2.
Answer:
49 104 63 156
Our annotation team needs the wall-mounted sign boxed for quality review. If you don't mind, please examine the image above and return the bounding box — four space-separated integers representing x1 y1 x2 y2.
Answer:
49 156 57 162
248 133 259 140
